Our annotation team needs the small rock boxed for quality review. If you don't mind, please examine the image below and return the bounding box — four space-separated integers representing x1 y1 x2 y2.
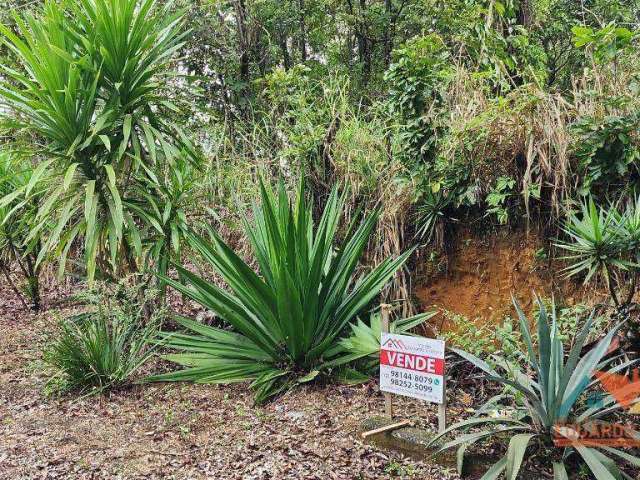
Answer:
285 411 305 421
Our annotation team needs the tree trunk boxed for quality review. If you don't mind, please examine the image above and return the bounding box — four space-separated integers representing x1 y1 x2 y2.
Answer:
255 29 267 76
517 0 533 27
298 0 307 61
280 37 292 70
234 0 250 86
24 254 40 311
357 0 371 85
383 0 392 67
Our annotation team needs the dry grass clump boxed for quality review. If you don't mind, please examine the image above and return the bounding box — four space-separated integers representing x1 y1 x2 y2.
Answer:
441 62 640 218
330 114 417 315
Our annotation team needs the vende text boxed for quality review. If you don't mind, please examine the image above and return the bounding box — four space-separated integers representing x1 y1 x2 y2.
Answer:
380 350 444 375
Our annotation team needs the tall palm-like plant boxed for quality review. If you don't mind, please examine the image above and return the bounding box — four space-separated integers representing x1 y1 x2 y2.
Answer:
151 180 412 403
0 0 192 282
429 297 639 479
127 156 199 292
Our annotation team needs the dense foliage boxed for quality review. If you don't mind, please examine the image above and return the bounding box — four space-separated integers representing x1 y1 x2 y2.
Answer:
1 0 639 296
0 0 639 476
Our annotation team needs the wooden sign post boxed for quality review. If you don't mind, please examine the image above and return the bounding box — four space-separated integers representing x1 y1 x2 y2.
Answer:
380 304 393 419
379 305 447 434
438 371 447 434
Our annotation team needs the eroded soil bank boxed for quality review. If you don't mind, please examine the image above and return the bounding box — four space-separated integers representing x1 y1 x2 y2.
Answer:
415 228 600 334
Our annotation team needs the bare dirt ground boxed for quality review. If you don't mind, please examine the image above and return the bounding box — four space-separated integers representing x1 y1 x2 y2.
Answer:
0 284 459 480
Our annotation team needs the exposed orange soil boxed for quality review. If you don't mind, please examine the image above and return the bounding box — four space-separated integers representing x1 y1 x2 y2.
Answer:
415 229 597 334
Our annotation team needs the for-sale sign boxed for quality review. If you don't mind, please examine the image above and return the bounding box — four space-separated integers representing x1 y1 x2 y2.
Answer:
380 333 445 404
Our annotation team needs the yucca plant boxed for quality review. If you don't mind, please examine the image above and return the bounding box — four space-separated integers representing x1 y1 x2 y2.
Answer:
317 309 436 383
45 278 161 394
430 297 639 479
150 180 412 403
556 198 639 311
0 0 193 282
326 309 437 370
414 187 458 246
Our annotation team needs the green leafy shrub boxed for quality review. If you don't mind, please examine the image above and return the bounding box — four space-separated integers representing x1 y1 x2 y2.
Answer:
485 176 516 225
0 0 194 282
439 311 497 358
0 152 41 309
554 302 612 345
259 66 337 174
430 297 638 479
331 309 436 370
385 34 452 169
440 311 522 362
572 113 640 195
151 180 411 403
572 23 635 65
45 279 161 394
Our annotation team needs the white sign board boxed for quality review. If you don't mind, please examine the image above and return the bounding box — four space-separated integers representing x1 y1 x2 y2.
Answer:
380 333 445 404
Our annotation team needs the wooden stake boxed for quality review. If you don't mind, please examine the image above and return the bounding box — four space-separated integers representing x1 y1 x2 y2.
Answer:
380 303 393 418
438 369 447 433
360 420 411 439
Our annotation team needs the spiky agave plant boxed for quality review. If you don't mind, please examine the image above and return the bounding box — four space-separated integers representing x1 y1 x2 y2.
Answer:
327 309 437 369
429 297 640 479
151 180 412 403
555 199 633 308
413 187 458 245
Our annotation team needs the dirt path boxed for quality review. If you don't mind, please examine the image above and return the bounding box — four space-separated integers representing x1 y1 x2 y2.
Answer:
0 287 458 480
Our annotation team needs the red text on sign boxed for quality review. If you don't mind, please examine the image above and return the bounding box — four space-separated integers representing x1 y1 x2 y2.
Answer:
380 350 444 375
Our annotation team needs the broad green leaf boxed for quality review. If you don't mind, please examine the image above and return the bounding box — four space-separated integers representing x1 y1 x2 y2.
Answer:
63 163 79 190
506 434 534 480
575 446 618 480
479 456 507 480
553 462 569 480
25 159 53 196
99 134 111 151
